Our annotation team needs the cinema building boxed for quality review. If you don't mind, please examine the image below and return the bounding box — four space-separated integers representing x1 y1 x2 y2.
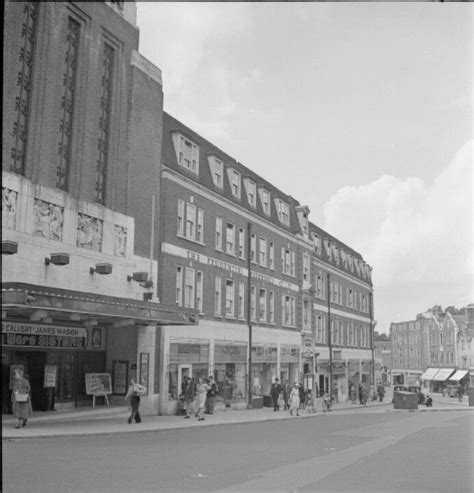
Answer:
2 0 196 415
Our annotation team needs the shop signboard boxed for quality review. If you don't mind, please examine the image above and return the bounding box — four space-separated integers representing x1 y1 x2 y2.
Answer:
43 365 58 388
2 322 87 349
170 343 209 364
214 345 247 363
85 373 112 395
252 345 277 363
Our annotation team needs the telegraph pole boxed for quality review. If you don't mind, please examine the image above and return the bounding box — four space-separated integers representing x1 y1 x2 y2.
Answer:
247 222 253 409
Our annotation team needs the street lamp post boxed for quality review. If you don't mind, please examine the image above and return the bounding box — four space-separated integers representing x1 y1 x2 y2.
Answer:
247 222 253 410
327 273 332 403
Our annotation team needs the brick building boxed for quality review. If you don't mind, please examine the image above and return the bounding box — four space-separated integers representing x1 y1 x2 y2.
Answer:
2 1 195 414
152 112 374 413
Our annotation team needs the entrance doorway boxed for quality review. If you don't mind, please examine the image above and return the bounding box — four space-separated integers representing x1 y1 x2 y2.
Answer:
178 364 191 395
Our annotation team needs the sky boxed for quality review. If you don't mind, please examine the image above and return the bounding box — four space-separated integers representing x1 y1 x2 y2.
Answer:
136 2 473 333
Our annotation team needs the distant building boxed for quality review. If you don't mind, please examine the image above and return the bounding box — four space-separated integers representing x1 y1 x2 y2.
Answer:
390 308 473 390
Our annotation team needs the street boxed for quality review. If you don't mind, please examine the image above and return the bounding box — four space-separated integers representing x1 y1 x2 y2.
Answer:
3 409 473 493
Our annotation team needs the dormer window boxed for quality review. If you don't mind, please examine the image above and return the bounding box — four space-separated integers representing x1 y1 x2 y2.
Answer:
311 232 321 255
275 199 290 226
208 155 224 189
244 179 257 208
227 168 241 199
172 132 199 174
259 188 271 216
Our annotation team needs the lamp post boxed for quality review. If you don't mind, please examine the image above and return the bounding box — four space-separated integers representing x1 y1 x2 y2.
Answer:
327 273 332 403
247 222 253 410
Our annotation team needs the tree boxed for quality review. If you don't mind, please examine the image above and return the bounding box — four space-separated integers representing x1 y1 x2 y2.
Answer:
373 331 390 342
445 306 466 315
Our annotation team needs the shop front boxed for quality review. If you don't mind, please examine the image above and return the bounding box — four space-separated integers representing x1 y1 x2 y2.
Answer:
214 343 247 403
251 345 278 397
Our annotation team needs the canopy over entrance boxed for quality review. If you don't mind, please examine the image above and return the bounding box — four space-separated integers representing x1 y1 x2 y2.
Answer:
2 283 198 327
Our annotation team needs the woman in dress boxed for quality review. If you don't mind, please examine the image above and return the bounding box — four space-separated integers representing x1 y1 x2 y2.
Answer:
195 377 210 421
11 369 32 428
289 382 300 416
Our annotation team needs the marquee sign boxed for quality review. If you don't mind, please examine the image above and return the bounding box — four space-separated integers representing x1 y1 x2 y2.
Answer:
2 322 88 349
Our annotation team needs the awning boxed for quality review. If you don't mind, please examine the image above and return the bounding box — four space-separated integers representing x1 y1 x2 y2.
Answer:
420 368 440 380
431 368 455 381
448 370 469 381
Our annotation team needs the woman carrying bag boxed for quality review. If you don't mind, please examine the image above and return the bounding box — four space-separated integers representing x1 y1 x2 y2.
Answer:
125 379 146 424
11 369 32 428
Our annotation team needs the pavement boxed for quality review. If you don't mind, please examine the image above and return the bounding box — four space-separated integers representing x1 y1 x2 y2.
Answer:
2 387 472 440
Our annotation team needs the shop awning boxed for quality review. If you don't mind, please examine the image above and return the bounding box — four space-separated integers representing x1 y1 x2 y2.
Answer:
448 370 468 381
2 282 199 327
420 368 440 380
431 368 455 381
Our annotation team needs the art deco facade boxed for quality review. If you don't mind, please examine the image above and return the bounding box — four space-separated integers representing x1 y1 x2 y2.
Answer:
2 1 195 415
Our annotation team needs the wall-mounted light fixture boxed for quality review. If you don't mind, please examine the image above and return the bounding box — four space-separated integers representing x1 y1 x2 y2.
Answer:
127 271 149 283
90 263 112 275
45 253 70 266
2 240 18 255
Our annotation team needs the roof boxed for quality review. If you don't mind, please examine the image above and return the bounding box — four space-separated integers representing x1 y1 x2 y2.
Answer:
162 112 300 235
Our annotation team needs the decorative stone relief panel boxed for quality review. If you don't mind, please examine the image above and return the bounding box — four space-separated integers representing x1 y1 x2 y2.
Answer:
33 198 64 241
77 213 103 251
114 225 127 257
2 188 18 229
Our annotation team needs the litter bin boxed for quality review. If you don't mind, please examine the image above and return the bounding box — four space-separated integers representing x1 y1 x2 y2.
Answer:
263 395 273 407
393 391 418 410
251 396 263 409
468 387 474 407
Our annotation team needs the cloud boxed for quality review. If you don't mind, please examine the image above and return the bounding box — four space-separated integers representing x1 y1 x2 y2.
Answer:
318 140 473 330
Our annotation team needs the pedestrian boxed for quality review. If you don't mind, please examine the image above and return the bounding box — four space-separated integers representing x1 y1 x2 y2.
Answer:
298 384 305 410
205 375 218 414
289 383 300 416
332 383 338 404
361 385 368 406
305 389 315 413
425 395 433 407
125 378 145 424
377 383 385 402
195 377 210 421
350 383 357 404
11 369 32 428
270 378 283 412
358 383 363 404
457 383 464 403
183 377 196 419
282 379 291 410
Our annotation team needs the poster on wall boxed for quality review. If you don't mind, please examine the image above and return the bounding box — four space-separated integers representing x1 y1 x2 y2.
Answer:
139 353 149 395
112 360 128 395
9 365 25 389
43 365 58 388
85 373 112 395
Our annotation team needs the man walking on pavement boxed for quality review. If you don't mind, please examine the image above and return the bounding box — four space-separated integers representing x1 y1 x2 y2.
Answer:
205 375 218 414
270 378 283 412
